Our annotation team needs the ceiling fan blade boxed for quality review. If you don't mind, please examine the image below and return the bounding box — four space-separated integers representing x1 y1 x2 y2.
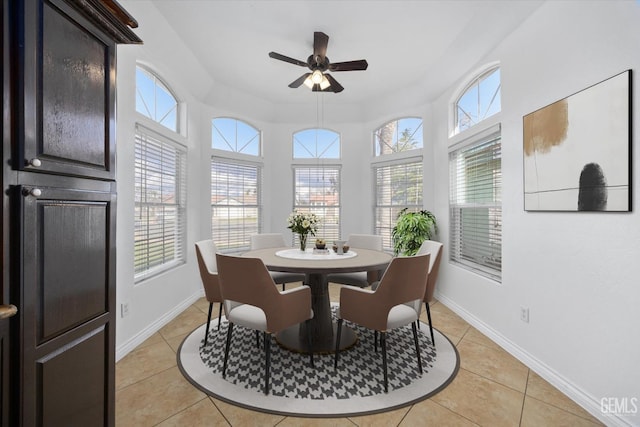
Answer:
289 73 311 88
329 59 369 72
323 74 344 93
313 32 329 62
269 51 308 67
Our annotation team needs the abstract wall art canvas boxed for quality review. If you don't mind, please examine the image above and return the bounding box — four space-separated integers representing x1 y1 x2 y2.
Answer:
523 70 631 211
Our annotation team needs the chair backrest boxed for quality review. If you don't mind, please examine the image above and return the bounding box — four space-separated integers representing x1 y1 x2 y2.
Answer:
346 234 383 251
194 240 222 303
416 240 443 303
345 254 430 331
250 233 288 250
216 253 287 331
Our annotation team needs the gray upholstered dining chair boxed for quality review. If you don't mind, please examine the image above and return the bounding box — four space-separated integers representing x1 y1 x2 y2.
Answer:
415 240 444 346
194 240 223 346
250 233 306 290
216 253 314 395
334 253 431 393
326 234 384 287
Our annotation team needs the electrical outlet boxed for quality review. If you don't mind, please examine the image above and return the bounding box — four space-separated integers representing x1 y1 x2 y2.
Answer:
520 306 529 323
121 303 130 318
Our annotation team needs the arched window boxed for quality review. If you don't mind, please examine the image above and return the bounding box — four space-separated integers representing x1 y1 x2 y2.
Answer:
449 65 502 281
135 66 178 132
454 67 501 134
211 118 262 251
292 128 341 242
373 117 423 156
134 65 185 281
212 117 260 156
372 117 423 250
293 128 340 159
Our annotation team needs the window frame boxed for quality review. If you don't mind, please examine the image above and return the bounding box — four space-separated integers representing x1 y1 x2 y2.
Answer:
134 124 188 283
372 157 424 252
373 117 424 157
293 127 341 159
448 124 502 282
452 64 501 136
135 65 180 133
292 164 342 244
210 157 262 253
212 117 262 157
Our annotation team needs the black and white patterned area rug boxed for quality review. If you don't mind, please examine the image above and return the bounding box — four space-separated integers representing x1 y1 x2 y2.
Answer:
178 306 459 418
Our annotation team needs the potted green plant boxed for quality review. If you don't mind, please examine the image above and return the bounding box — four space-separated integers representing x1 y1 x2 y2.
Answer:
391 208 437 256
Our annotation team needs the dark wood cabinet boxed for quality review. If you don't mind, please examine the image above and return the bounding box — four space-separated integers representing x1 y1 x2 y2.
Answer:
16 0 117 180
2 0 140 425
13 182 116 426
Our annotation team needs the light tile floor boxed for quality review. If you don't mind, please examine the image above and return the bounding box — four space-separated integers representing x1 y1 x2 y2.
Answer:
116 283 604 426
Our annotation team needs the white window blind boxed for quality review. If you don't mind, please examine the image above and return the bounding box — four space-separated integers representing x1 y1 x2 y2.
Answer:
449 132 502 281
293 166 340 243
211 159 261 252
374 161 423 250
134 125 187 281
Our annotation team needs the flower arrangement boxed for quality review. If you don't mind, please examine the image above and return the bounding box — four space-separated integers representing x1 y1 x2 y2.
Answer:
286 211 320 236
287 211 320 251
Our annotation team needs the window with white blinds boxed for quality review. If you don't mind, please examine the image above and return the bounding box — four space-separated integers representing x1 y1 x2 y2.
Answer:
374 161 423 251
211 159 261 252
449 131 502 281
293 166 340 243
134 125 187 282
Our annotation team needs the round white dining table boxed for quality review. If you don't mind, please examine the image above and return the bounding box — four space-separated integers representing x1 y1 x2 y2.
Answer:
242 247 392 353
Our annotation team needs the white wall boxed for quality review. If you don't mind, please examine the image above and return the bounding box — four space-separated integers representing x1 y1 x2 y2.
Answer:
115 1 213 357
115 1 639 425
431 2 640 425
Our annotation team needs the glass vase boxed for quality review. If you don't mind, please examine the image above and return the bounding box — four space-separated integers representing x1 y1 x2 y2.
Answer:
299 233 308 252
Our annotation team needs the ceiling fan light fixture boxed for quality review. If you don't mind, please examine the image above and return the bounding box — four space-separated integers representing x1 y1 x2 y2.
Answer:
303 76 313 89
304 70 329 90
311 69 324 84
319 74 331 90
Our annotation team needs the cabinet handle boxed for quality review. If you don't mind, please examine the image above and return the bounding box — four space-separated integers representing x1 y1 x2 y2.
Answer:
22 188 42 197
0 304 18 319
29 158 42 167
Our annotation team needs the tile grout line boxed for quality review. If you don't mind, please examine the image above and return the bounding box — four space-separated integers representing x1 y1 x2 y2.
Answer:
519 368 531 426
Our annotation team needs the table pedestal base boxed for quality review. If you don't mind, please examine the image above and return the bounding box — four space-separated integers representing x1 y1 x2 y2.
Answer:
276 322 357 354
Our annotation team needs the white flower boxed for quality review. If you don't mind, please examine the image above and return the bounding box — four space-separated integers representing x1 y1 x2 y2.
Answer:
286 210 320 236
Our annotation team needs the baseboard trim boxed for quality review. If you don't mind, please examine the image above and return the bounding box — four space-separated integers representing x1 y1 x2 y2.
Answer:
116 290 203 362
434 291 633 427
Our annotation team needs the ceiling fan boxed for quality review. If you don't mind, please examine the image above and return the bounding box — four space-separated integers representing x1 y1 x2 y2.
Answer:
268 31 368 93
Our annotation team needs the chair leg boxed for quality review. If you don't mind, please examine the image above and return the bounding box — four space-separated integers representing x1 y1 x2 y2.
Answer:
264 332 271 395
374 330 378 352
334 318 343 369
381 331 388 393
306 319 314 368
217 303 223 330
282 283 286 291
412 321 423 374
204 303 213 346
222 322 234 379
425 301 435 347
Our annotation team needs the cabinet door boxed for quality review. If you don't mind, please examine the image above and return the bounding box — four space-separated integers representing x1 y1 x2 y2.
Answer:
16 0 116 180
13 183 115 426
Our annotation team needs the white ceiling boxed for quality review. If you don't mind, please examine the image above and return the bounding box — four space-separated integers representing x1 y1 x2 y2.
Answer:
149 0 544 106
